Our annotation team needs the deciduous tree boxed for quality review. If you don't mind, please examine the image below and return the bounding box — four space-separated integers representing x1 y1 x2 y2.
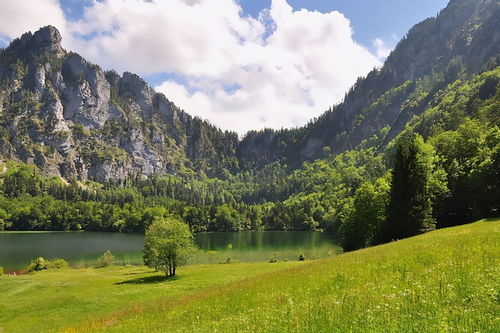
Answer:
143 217 197 277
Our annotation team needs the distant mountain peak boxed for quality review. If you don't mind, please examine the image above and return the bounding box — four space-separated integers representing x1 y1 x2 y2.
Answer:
31 25 63 50
3 25 65 62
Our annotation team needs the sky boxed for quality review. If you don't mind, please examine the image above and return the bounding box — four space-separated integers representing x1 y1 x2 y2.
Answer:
0 0 449 135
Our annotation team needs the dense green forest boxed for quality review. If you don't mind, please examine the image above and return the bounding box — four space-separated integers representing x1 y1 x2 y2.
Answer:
1 67 498 250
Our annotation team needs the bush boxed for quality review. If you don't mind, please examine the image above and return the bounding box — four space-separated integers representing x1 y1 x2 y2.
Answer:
269 253 278 263
97 250 115 267
0 266 3 276
224 257 240 264
47 258 69 269
27 257 48 272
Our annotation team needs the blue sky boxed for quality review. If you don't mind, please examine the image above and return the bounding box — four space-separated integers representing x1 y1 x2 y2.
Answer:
240 0 449 46
0 0 450 134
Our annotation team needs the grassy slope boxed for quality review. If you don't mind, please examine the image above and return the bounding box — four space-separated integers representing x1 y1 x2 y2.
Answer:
71 219 499 333
1 220 498 333
0 262 303 332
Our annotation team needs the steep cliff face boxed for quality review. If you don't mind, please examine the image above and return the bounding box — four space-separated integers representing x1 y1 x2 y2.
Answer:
237 0 500 167
0 27 238 181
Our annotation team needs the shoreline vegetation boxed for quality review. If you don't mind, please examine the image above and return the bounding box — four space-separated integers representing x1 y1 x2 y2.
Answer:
0 219 497 332
0 246 329 276
0 229 341 273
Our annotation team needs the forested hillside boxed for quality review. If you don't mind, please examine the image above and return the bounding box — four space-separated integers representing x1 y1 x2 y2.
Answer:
238 0 499 168
0 0 498 249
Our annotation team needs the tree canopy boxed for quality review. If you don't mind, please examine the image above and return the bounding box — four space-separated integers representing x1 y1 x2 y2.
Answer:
384 133 435 241
143 217 197 277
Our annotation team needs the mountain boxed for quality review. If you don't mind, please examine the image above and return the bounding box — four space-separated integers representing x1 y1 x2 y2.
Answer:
0 0 498 181
237 0 500 168
0 27 239 182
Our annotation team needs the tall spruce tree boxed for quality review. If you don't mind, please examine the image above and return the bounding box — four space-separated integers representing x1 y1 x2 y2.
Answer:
382 133 435 241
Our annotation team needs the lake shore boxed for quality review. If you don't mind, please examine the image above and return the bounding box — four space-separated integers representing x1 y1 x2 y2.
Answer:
0 230 341 271
1 220 497 332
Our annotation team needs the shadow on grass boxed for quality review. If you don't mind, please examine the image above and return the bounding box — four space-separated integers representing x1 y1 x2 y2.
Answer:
115 274 180 285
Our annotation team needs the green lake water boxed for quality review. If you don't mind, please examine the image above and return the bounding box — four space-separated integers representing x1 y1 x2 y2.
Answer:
0 231 342 271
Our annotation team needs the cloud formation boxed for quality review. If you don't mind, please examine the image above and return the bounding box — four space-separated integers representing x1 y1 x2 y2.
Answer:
373 38 393 60
0 0 383 135
0 0 66 42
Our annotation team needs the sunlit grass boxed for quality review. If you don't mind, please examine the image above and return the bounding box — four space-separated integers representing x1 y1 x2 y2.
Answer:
75 219 499 332
1 219 498 332
0 261 303 332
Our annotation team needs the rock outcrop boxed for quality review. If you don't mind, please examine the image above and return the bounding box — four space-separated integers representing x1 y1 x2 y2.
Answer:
0 26 238 181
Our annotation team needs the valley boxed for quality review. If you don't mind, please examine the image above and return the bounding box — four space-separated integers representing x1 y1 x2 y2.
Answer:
0 0 498 331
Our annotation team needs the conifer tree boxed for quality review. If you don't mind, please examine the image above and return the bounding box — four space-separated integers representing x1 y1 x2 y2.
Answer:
382 133 435 241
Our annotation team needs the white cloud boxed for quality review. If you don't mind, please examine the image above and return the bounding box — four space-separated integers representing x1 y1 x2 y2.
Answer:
0 0 383 135
67 0 265 77
155 0 381 134
0 0 66 42
373 38 393 60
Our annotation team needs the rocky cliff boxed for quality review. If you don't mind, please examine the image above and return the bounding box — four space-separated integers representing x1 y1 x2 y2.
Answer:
0 26 239 181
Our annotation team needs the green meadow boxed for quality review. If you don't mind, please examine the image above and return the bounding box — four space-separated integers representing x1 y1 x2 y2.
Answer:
1 219 498 333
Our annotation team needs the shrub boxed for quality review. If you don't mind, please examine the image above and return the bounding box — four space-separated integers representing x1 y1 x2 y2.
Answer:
47 258 69 269
269 253 278 263
97 250 115 267
224 257 240 264
0 266 3 276
27 257 48 272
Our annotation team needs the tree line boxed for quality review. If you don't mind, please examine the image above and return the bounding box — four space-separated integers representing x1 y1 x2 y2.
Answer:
0 68 498 252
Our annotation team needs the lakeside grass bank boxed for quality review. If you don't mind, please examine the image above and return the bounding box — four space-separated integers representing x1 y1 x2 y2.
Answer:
1 219 498 332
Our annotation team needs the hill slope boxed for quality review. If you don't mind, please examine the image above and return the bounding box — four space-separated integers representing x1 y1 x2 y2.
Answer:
237 0 500 168
53 219 499 332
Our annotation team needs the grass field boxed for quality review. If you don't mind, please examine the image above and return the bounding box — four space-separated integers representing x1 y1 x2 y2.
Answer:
1 219 499 332
0 261 303 332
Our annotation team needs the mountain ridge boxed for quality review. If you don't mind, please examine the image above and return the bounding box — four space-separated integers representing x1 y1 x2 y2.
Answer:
237 0 500 168
0 26 239 181
0 0 498 181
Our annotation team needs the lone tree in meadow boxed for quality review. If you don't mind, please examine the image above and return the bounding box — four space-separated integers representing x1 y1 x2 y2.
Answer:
382 133 435 242
143 216 197 277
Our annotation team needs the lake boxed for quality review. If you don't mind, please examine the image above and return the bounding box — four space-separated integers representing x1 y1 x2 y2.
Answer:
0 231 341 272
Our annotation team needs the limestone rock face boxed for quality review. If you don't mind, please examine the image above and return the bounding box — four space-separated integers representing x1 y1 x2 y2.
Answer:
0 26 238 181
32 25 65 57
61 54 118 129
